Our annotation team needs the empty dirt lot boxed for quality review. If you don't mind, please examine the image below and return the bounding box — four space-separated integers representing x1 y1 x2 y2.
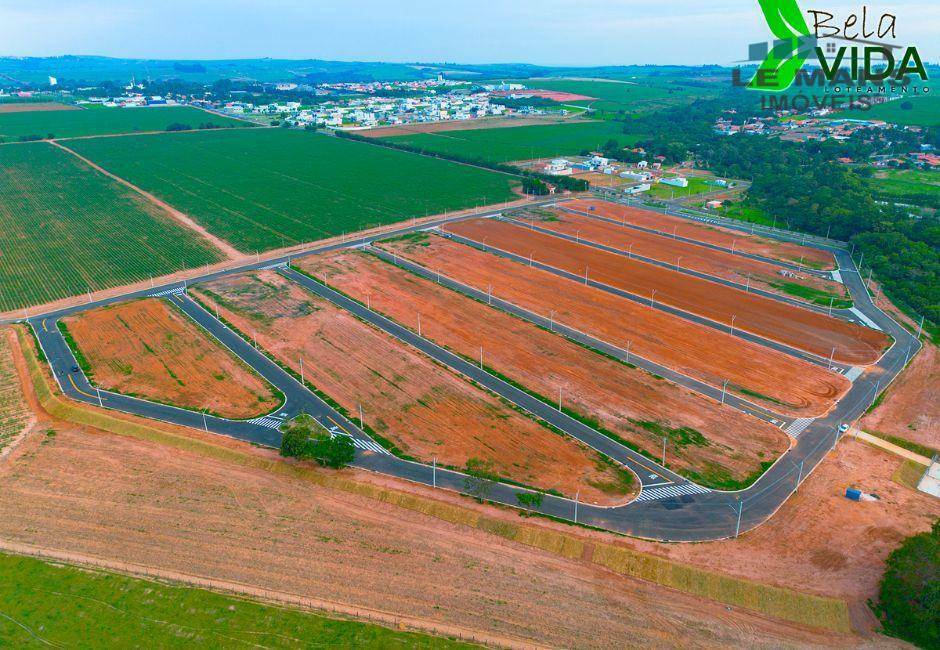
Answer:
379 233 850 417
861 343 939 451
445 218 888 365
522 209 848 306
565 198 836 270
193 271 633 503
359 115 578 137
0 102 80 114
301 249 790 487
64 298 281 419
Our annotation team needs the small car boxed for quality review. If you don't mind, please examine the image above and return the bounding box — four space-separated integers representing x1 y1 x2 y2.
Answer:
838 423 850 433
70 365 79 373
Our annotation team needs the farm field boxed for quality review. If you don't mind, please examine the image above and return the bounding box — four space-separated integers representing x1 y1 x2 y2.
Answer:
0 102 78 114
0 330 30 453
842 96 940 127
380 120 633 163
0 105 246 140
504 78 716 114
378 233 850 417
445 218 889 365
566 198 837 269
0 552 464 648
69 128 519 253
870 168 940 204
515 209 851 307
62 298 282 419
193 271 633 503
0 422 840 648
300 249 789 487
0 142 224 313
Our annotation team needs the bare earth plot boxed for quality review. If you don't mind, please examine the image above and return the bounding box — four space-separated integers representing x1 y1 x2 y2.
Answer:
300 249 789 488
0 102 79 114
192 271 633 503
445 218 889 365
566 198 837 270
0 330 31 454
62 298 282 419
0 142 224 313
521 208 850 307
378 233 850 417
0 423 844 649
861 343 939 452
66 128 519 253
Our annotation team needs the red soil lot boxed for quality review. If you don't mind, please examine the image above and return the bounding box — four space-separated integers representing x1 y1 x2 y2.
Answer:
527 209 848 307
300 250 790 484
194 271 632 504
566 198 836 270
446 218 888 365
378 234 850 418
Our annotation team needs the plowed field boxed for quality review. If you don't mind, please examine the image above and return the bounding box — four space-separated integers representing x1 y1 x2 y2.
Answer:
378 234 850 417
445 218 888 365
193 272 634 504
63 298 281 419
300 250 790 487
522 209 849 307
565 198 836 270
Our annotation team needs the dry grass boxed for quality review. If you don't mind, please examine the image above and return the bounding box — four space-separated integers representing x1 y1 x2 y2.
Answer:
0 329 31 453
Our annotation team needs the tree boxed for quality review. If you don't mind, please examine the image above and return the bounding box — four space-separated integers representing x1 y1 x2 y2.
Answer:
876 520 939 648
516 491 544 511
279 414 355 469
463 458 498 502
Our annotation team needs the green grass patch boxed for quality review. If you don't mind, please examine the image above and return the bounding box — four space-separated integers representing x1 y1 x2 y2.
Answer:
867 430 939 460
0 142 223 312
0 105 247 140
846 95 940 127
382 120 634 163
69 128 518 253
0 551 467 647
645 177 712 200
767 280 852 308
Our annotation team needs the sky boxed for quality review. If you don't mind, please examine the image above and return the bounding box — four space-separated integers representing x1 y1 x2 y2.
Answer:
0 0 937 65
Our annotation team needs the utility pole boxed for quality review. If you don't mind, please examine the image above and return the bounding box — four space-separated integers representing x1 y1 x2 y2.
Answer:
96 387 103 408
417 313 421 336
721 379 729 404
731 239 736 255
828 296 834 317
661 436 667 465
676 255 681 271
299 356 304 385
584 266 589 284
557 386 562 411
828 347 835 370
625 340 632 364
432 457 437 487
735 501 743 538
548 310 554 332
628 242 633 258
487 284 492 305
730 314 737 336
916 315 924 339
359 404 364 430
574 490 579 523
745 274 751 292
479 346 483 369
650 289 657 309
202 410 208 432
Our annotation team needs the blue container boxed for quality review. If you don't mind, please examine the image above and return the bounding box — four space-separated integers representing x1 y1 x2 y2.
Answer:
845 488 861 501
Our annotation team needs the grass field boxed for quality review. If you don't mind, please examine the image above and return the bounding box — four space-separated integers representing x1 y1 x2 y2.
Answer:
0 552 466 647
646 177 713 199
870 168 940 202
0 105 246 140
852 96 940 126
0 143 224 312
506 78 717 114
69 128 520 252
382 120 634 163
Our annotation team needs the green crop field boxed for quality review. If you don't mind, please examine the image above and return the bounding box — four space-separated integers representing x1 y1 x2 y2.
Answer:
382 120 635 163
505 78 717 114
847 96 940 127
0 143 224 312
0 105 247 141
0 552 467 647
871 168 940 199
69 128 520 252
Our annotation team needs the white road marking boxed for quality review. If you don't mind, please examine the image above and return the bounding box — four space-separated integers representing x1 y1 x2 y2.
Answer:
246 415 285 429
786 417 815 437
634 482 710 502
849 307 882 331
844 366 864 383
150 287 184 298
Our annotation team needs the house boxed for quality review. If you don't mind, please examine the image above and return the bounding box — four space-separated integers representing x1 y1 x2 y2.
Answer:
636 160 649 169
705 200 723 209
660 176 689 188
620 171 652 182
623 183 651 195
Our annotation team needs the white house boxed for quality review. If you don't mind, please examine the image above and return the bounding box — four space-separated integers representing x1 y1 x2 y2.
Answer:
660 176 689 188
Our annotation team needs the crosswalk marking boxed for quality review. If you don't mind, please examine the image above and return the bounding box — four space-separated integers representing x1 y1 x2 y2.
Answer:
786 417 815 436
634 482 710 502
844 366 864 383
259 262 287 270
246 413 287 429
326 424 390 455
150 287 184 298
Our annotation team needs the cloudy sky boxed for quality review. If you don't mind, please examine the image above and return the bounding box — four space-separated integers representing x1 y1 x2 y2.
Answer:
1 0 936 65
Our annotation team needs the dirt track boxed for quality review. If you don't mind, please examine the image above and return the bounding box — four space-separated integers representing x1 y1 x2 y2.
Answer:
526 209 847 306
567 198 836 270
194 272 633 504
64 298 281 419
379 234 850 417
300 251 790 484
446 218 888 365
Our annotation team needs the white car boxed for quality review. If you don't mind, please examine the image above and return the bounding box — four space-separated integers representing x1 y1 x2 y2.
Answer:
838 423 850 433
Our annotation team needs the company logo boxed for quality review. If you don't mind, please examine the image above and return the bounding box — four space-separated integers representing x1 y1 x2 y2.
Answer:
745 0 928 92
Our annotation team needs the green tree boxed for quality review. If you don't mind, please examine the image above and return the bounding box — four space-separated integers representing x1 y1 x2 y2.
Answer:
516 491 544 511
876 520 939 648
463 458 498 502
279 414 355 469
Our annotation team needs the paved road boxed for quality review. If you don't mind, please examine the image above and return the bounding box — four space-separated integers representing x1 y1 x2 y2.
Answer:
21 198 920 541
